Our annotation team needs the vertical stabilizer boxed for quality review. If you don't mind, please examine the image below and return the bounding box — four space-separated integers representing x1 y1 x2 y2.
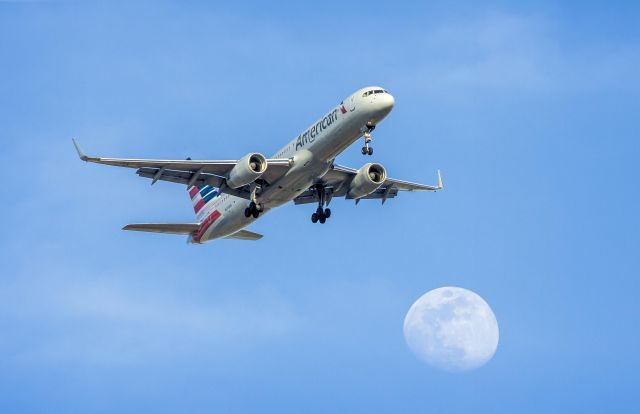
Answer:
188 184 219 222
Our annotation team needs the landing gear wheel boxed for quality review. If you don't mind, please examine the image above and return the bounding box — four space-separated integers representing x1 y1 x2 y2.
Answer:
246 200 263 219
361 125 375 156
312 183 332 223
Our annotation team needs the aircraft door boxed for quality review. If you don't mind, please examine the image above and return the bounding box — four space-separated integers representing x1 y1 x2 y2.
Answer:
349 95 356 112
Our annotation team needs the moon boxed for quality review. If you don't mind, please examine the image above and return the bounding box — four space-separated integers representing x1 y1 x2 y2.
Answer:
403 287 499 372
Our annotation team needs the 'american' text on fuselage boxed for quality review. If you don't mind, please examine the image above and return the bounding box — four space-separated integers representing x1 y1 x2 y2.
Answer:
295 109 339 151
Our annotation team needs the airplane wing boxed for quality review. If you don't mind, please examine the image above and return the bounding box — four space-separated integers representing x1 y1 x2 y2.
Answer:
72 139 291 192
294 164 443 205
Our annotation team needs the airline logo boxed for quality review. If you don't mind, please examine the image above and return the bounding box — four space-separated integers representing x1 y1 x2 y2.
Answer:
295 109 339 151
186 184 222 243
189 185 218 214
193 209 221 243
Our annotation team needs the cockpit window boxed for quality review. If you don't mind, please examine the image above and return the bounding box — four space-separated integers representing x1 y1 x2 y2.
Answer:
363 89 388 97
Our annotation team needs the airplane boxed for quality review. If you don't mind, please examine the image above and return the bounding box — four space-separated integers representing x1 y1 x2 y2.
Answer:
73 86 443 243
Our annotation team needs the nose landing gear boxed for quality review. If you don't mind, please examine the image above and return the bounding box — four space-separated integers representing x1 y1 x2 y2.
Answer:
361 124 376 156
310 183 331 224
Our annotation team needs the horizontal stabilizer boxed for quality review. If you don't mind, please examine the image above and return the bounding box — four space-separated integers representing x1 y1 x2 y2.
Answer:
122 223 200 235
224 229 263 241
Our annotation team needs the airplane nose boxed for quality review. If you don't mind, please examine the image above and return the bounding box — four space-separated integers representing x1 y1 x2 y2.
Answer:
383 93 395 110
373 92 394 119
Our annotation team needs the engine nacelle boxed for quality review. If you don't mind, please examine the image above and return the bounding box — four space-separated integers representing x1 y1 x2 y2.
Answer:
347 163 387 199
226 152 268 188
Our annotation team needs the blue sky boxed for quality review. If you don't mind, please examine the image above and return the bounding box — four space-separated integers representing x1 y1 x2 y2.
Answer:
1 1 639 412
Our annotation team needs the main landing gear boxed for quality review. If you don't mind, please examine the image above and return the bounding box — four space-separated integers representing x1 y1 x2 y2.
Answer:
311 206 331 224
244 182 263 219
361 124 375 156
311 183 331 224
244 201 263 219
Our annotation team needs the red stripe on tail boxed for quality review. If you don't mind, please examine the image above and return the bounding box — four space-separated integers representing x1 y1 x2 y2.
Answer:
193 198 206 213
193 210 221 243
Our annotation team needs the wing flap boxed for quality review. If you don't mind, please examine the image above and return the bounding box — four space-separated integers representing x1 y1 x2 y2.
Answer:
136 167 224 187
122 223 200 235
358 187 399 200
293 186 399 205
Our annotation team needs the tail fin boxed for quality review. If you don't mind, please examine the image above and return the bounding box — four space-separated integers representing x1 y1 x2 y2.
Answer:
188 184 219 221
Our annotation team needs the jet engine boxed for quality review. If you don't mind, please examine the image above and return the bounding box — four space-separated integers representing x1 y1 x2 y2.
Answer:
226 152 268 188
347 163 387 199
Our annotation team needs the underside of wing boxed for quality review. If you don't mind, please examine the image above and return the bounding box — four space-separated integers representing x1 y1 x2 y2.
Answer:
135 168 251 199
294 164 442 205
122 223 200 234
330 164 443 192
72 139 291 193
293 185 400 204
384 171 443 192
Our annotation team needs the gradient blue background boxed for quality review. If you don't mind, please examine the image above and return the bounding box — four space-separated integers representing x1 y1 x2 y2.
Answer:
1 1 639 412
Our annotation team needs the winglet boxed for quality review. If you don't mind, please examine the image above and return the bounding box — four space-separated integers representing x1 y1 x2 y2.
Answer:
437 170 444 190
72 138 89 161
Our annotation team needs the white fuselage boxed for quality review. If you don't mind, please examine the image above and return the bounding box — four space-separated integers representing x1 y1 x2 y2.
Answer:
195 86 395 243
